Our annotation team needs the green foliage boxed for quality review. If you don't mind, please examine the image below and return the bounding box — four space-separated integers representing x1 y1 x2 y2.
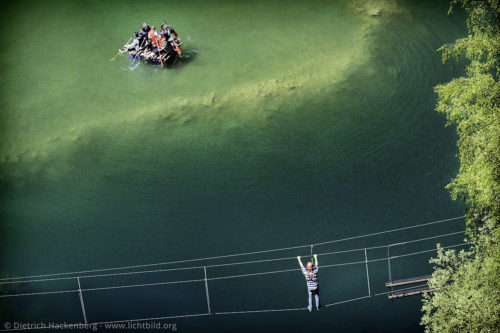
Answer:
435 73 500 229
435 0 500 230
444 0 500 78
421 239 500 332
421 1 500 332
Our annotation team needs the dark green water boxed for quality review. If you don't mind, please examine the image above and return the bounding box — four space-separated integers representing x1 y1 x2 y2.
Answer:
1 0 467 331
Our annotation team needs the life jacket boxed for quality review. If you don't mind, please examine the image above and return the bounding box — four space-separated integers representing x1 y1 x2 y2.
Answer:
148 29 158 47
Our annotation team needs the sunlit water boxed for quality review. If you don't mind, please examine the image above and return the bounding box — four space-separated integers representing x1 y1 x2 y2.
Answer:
0 0 467 331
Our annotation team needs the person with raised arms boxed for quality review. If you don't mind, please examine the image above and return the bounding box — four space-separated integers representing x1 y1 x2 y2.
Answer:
297 254 321 312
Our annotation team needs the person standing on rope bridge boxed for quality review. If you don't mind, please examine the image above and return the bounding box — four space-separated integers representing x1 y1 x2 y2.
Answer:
297 254 320 312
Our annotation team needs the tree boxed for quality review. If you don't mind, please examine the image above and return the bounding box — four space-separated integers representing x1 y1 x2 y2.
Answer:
421 1 500 332
421 239 500 332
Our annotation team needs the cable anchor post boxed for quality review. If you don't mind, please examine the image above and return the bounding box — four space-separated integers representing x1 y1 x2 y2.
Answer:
387 245 393 292
203 266 212 315
364 248 371 297
77 277 88 324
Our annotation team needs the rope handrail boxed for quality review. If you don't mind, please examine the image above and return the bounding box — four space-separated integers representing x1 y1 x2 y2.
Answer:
0 242 468 298
81 278 205 293
91 313 211 326
324 295 372 307
0 289 80 298
0 216 465 285
0 229 466 286
215 307 305 315
312 216 464 247
365 229 466 250
0 216 464 282
370 242 467 263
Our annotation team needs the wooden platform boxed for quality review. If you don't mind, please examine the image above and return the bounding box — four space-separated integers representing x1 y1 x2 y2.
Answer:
385 275 432 288
388 286 435 299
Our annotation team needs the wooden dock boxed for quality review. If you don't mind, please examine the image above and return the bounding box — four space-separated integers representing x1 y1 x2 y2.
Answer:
386 275 434 299
388 286 435 299
385 275 432 288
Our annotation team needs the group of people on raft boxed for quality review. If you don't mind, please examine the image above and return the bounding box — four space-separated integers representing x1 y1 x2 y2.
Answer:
119 22 182 62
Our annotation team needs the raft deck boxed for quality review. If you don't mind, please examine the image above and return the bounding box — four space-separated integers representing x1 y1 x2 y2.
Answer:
129 54 162 63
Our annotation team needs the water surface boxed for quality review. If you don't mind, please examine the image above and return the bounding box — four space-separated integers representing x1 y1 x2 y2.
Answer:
0 0 466 331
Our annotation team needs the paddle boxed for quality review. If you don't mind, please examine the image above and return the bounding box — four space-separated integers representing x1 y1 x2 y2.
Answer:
130 38 146 66
112 37 132 61
155 38 164 68
170 38 182 56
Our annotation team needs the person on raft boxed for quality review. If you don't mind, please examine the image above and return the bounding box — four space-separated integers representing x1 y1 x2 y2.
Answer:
120 21 181 61
119 32 140 53
161 22 178 38
158 34 174 61
138 27 147 44
141 22 151 33
297 254 320 312
139 38 155 58
148 26 160 48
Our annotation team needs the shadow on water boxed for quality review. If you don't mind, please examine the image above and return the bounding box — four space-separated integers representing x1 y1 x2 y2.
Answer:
169 49 198 68
159 48 198 70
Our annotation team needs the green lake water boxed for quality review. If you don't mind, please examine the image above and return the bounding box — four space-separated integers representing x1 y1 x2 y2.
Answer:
1 0 467 331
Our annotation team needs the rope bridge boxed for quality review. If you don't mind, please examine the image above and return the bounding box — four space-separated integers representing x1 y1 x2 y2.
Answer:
0 216 468 330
